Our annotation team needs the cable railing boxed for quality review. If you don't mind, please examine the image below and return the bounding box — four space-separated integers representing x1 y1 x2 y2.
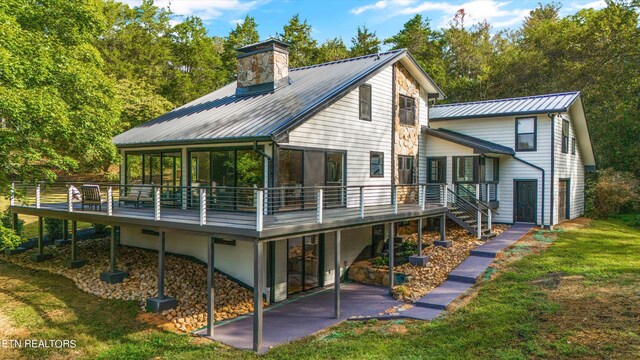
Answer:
445 187 491 239
9 182 448 232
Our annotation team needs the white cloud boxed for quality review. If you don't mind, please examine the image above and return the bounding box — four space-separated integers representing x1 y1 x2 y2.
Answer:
563 0 607 13
230 18 245 25
351 0 417 15
119 0 265 21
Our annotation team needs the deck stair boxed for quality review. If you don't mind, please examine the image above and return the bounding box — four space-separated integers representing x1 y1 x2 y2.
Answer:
443 188 497 240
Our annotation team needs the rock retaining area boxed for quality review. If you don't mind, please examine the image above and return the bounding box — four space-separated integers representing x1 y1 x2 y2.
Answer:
0 238 259 333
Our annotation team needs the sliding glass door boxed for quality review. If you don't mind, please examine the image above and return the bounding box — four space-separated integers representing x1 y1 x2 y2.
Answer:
287 235 321 296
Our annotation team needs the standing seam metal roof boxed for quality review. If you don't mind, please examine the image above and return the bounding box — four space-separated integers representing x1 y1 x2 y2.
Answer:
113 49 406 147
429 91 581 120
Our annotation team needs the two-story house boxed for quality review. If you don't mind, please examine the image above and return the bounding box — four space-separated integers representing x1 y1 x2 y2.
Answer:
9 39 595 352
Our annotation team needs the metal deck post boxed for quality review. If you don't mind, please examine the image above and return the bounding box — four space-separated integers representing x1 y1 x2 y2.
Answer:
253 240 264 353
388 223 394 289
30 216 52 262
110 226 117 273
145 231 177 312
207 236 215 337
63 220 69 241
434 214 452 247
158 231 166 300
417 218 423 254
71 221 77 261
334 230 341 319
99 226 128 283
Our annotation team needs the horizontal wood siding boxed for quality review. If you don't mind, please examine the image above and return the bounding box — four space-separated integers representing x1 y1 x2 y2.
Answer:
428 115 553 226
553 112 585 223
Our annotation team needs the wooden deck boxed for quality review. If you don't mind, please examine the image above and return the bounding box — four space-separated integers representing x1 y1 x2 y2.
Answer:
10 202 447 240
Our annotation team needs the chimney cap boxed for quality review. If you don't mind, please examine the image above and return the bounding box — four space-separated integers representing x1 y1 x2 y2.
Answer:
236 38 290 55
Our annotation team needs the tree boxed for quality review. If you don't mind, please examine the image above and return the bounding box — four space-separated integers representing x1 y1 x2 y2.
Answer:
315 37 350 63
222 15 259 82
0 0 121 187
278 14 317 68
385 14 447 89
350 25 381 56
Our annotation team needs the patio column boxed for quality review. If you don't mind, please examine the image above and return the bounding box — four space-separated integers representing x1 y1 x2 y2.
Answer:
30 217 52 262
388 222 394 290
146 231 177 312
435 214 452 247
100 226 128 283
334 230 341 319
253 239 264 353
64 221 86 269
206 236 215 337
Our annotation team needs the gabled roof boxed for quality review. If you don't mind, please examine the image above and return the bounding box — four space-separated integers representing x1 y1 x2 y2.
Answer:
429 91 581 121
113 50 443 147
422 127 515 155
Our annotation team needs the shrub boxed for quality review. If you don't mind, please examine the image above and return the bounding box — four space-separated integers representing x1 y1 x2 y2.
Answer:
1 208 24 236
93 223 108 234
44 218 64 240
0 225 22 250
586 169 640 218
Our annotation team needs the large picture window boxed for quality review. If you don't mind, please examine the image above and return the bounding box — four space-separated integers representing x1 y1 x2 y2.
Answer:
427 157 446 183
516 117 536 151
359 84 372 121
398 156 415 184
399 95 415 125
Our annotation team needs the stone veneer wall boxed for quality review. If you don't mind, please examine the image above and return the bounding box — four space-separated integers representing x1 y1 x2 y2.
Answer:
393 63 421 202
237 49 288 88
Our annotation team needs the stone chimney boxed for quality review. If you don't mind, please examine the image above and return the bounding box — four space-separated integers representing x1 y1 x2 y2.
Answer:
236 39 290 96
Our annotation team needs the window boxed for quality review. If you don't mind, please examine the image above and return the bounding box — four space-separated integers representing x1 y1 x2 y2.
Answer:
562 120 569 153
453 156 477 183
370 152 384 177
479 157 499 182
516 117 536 151
399 95 415 125
359 84 372 120
427 157 446 183
571 137 576 155
398 156 415 184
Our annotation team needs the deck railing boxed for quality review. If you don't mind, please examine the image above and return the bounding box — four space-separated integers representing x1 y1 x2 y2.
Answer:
9 182 447 231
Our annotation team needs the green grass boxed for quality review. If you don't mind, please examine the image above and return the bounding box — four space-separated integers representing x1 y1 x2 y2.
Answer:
0 216 638 359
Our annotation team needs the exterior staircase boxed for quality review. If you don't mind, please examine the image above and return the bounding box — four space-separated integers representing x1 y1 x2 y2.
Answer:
443 187 497 240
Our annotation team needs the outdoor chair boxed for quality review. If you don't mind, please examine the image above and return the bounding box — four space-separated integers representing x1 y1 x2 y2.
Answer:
119 185 154 207
80 185 107 211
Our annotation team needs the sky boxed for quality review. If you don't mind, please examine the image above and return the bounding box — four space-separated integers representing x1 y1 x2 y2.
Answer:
120 0 607 45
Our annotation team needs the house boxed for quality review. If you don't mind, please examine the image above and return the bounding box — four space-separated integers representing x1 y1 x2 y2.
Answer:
8 39 595 352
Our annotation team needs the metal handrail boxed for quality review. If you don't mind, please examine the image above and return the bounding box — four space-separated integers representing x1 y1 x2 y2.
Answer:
455 184 500 215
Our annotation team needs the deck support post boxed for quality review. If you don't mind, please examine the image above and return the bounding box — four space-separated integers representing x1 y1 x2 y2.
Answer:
388 222 394 290
63 220 69 241
100 226 128 283
409 218 429 266
146 231 177 312
435 214 452 247
64 221 86 268
206 236 215 337
253 239 264 353
334 230 341 319
30 217 52 262
476 183 482 239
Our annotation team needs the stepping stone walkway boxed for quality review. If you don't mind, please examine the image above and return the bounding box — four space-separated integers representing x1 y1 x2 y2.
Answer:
405 223 533 318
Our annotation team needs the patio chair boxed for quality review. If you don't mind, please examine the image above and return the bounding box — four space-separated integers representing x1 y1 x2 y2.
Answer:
80 185 107 211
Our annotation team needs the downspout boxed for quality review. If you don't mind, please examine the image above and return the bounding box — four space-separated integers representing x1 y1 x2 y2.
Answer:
511 155 545 228
547 113 556 229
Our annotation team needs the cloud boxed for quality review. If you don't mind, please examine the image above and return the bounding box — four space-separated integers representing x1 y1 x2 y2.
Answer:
230 18 245 25
351 0 536 28
119 0 265 21
563 0 607 13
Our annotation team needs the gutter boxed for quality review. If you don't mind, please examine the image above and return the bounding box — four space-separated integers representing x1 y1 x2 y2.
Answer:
511 155 546 228
548 112 556 229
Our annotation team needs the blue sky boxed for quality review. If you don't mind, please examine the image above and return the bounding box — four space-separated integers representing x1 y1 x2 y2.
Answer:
121 0 607 46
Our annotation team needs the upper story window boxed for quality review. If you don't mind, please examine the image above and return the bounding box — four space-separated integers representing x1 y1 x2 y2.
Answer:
571 137 576 155
516 117 536 151
359 84 372 121
370 152 384 177
399 95 415 125
453 156 477 183
562 119 569 153
427 157 446 183
398 155 415 184
479 157 499 183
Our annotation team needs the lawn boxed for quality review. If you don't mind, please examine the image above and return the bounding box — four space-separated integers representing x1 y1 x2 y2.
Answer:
0 216 638 359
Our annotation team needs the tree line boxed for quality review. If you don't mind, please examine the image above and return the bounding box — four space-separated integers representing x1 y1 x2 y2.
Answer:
0 0 638 191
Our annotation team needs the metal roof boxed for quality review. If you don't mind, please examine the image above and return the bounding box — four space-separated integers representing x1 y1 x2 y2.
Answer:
429 91 581 121
423 127 515 155
113 50 408 147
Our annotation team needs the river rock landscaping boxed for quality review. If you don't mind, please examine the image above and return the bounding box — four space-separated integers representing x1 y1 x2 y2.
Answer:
0 237 259 333
348 223 509 302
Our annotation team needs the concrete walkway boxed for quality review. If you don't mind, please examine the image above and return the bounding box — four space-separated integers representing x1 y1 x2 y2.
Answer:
414 223 533 310
196 282 399 351
196 223 533 351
